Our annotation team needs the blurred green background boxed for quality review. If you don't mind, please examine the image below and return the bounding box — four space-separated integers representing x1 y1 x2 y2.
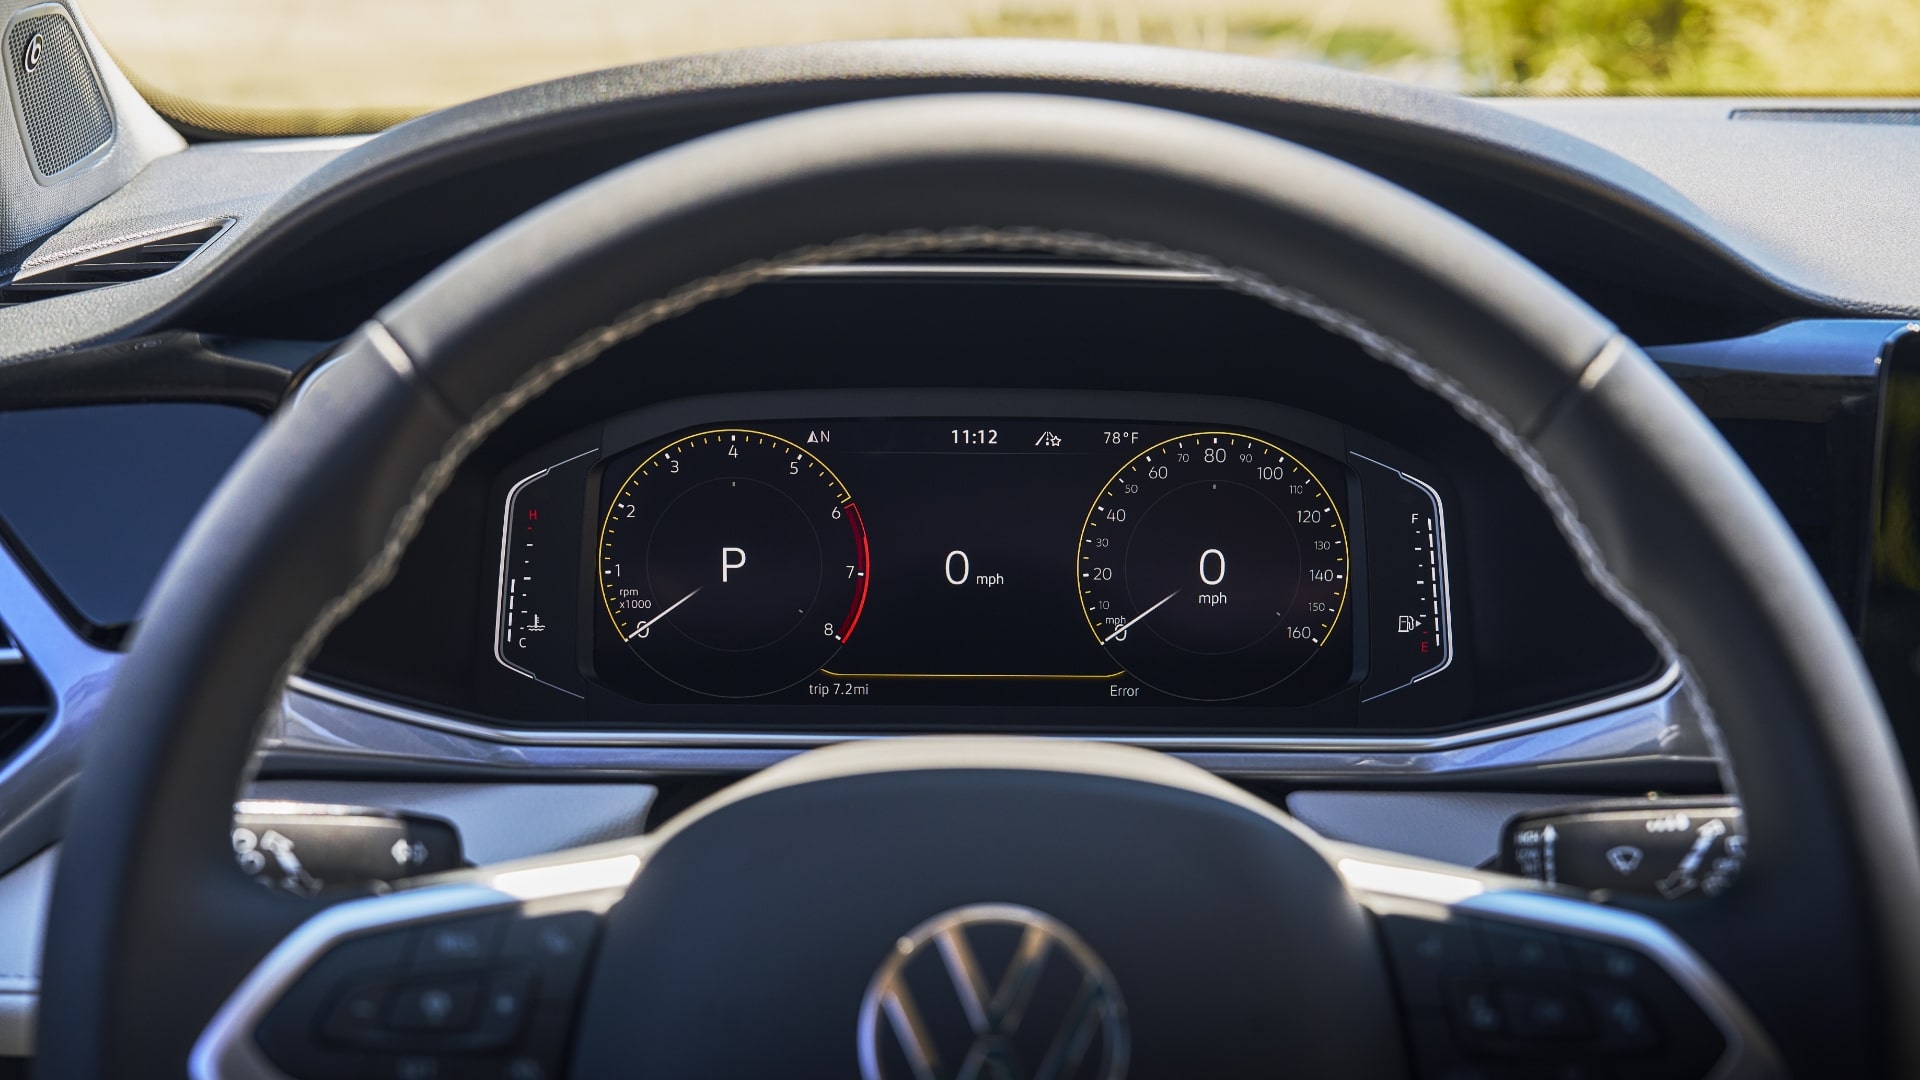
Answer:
1453 0 1920 94
81 0 1920 133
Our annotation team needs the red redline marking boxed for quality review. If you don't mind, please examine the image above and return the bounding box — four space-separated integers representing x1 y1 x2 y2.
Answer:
840 502 872 644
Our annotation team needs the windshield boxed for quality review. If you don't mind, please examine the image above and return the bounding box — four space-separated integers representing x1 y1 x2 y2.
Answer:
83 0 1920 136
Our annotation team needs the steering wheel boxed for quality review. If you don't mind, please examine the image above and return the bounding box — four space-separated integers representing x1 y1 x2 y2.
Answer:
34 93 1920 1078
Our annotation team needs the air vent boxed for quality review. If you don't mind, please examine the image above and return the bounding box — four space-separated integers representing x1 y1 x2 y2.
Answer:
0 219 229 308
0 621 49 761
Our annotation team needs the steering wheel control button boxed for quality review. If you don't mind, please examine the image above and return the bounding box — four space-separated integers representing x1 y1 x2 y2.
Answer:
503 910 599 999
1591 988 1659 1052
1501 985 1592 1040
410 914 507 966
321 978 393 1043
391 977 482 1031
1379 914 1482 1006
1499 800 1745 899
483 969 534 1030
1567 940 1646 982
1448 981 1505 1037
1476 923 1568 973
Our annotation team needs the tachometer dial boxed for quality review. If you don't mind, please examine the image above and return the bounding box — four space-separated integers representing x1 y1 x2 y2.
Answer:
1078 432 1349 700
598 430 870 697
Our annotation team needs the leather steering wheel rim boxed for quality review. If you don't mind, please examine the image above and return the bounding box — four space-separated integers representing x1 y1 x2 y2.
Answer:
37 92 1920 1076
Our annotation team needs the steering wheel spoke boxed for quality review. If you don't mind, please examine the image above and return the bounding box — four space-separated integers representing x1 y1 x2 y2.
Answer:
1331 844 1781 1079
193 843 645 1080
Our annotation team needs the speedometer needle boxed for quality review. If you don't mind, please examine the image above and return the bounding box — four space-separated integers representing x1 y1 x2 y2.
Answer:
1103 591 1179 644
627 588 701 640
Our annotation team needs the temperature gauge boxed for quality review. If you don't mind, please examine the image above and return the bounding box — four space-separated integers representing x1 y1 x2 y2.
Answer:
495 448 596 697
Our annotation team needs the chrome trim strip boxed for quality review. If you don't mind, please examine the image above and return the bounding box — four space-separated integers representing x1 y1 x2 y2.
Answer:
280 663 1683 757
1339 853 1782 1079
773 262 1225 283
1350 452 1454 702
491 448 595 697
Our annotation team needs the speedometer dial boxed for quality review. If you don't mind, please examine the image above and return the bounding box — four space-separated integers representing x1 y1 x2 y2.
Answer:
598 429 870 697
1078 432 1349 700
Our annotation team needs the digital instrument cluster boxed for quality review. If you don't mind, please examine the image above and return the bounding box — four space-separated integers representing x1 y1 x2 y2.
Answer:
492 393 1466 727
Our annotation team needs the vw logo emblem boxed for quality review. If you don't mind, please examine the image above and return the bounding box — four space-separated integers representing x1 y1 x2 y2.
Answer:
858 903 1129 1080
22 33 43 74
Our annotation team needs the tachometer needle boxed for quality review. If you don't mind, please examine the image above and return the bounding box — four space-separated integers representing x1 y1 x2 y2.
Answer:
627 588 700 640
1103 591 1179 644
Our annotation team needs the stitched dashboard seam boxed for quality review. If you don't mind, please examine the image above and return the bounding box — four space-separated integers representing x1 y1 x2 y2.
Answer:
254 225 1732 805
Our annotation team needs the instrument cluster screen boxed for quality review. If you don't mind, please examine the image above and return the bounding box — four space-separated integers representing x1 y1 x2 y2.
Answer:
572 417 1394 708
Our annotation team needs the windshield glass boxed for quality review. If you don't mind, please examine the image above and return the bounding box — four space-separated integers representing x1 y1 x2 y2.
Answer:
83 0 1920 135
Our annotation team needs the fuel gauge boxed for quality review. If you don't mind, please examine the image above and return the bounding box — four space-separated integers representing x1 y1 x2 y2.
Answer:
1351 451 1452 700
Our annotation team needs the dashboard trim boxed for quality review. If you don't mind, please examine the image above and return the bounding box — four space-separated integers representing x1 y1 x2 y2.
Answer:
284 661 1681 754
